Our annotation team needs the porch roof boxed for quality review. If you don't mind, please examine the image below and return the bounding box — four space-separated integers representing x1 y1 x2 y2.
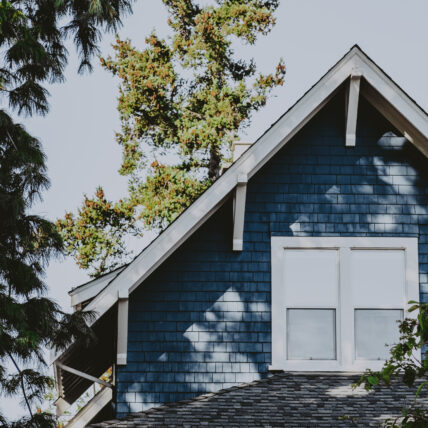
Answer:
88 372 426 427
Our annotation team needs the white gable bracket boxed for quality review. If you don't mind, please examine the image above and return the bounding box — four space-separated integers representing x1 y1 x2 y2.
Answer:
52 46 428 350
117 289 129 365
345 74 361 147
233 174 248 251
353 49 428 159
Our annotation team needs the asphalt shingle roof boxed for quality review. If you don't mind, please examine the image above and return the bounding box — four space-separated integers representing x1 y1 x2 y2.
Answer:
89 372 427 427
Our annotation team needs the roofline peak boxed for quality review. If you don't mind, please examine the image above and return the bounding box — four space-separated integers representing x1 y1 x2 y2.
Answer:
55 40 428 344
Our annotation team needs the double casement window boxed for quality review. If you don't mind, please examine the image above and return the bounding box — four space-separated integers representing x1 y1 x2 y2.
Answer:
270 237 419 372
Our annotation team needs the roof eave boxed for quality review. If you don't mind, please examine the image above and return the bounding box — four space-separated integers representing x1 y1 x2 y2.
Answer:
68 266 126 308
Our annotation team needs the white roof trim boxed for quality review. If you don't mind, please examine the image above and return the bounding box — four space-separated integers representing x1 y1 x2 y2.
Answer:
345 75 361 147
55 46 428 355
356 50 428 158
69 267 125 308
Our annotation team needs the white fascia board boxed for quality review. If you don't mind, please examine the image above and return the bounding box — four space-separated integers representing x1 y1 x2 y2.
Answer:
362 86 428 158
76 46 428 330
355 49 428 132
83 185 231 326
69 268 125 308
82 48 358 327
239 55 357 182
354 50 428 157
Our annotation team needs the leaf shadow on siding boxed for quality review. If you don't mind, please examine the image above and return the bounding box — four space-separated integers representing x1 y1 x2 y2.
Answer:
116 90 428 416
119 198 270 414
257 92 428 299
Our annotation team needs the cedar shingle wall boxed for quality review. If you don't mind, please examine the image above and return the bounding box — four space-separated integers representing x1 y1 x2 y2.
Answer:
116 89 428 416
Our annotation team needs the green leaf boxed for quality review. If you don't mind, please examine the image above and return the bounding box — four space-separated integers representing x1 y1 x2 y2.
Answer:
368 376 379 386
62 0 285 276
415 381 428 398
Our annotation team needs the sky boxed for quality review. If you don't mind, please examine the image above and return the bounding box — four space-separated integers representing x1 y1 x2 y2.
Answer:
5 0 428 419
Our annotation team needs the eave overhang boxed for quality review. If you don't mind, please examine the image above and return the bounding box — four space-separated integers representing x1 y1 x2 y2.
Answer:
53 307 116 415
69 266 126 309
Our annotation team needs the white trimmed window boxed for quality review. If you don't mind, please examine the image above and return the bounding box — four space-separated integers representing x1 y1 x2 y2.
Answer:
270 237 419 372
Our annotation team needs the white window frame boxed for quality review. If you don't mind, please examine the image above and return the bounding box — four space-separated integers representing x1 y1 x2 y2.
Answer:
270 236 419 372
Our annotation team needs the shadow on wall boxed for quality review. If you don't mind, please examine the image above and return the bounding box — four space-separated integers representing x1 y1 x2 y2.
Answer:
118 199 270 413
116 90 428 416
263 93 428 298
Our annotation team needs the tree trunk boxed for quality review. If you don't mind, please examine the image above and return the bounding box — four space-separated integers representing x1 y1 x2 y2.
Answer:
208 145 221 180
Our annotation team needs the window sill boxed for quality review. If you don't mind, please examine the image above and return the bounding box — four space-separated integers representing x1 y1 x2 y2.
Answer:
268 360 386 372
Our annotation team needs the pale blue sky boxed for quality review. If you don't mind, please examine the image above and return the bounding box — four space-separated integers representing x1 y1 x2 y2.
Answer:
5 0 428 419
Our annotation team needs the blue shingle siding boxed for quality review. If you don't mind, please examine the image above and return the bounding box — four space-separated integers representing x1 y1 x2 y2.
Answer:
116 90 428 416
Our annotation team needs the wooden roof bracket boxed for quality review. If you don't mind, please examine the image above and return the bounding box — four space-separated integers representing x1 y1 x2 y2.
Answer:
233 174 248 251
117 289 129 366
345 73 362 147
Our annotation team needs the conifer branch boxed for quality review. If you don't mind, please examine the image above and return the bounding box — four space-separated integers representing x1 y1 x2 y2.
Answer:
7 352 34 421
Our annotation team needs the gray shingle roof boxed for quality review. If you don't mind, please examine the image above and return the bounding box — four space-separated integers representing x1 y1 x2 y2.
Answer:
88 372 426 427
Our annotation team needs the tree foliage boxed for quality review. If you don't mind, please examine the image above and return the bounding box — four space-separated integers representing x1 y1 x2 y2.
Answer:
0 0 133 425
59 187 136 276
355 301 428 427
59 0 286 277
0 109 98 427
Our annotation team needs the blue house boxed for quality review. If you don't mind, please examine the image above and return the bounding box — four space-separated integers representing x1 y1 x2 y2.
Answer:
53 46 428 427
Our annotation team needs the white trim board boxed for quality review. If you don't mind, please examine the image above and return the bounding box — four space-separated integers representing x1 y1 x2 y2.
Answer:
269 236 419 372
65 387 113 428
55 363 113 389
69 267 125 309
117 291 129 365
345 75 361 147
53 46 428 366
232 174 248 251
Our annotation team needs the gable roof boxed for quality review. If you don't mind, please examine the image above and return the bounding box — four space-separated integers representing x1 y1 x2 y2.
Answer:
75 45 428 328
88 372 427 427
52 46 428 375
52 45 428 423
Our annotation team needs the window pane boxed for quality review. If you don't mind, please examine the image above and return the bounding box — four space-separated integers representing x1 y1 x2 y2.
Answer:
284 250 338 307
351 250 405 307
355 309 403 360
287 309 336 360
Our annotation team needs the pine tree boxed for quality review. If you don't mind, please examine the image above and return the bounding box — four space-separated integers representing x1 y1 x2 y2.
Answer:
0 0 133 425
59 0 285 278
